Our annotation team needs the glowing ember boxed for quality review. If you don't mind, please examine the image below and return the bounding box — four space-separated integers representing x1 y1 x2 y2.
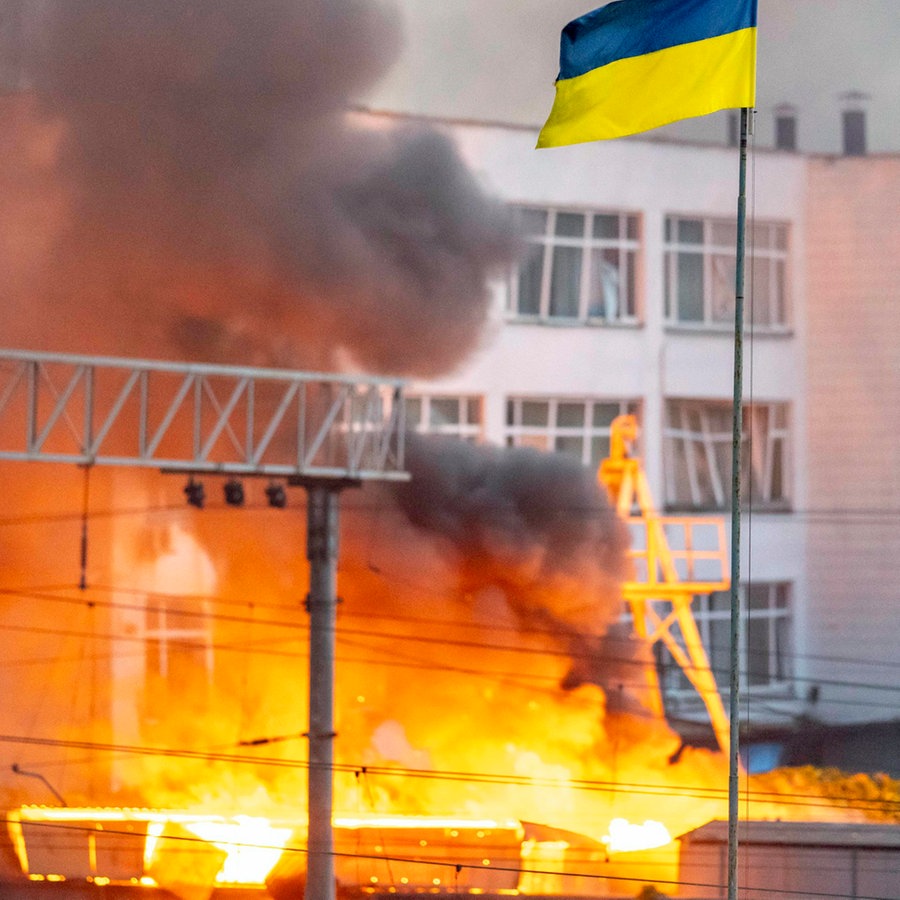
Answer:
335 815 520 832
602 818 672 853
180 816 292 885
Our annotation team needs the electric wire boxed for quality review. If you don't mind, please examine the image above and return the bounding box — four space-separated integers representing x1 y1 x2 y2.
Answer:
5 572 900 679
2 733 899 819
3 496 900 528
2 617 900 718
4 637 898 723
0 583 872 678
2 590 900 712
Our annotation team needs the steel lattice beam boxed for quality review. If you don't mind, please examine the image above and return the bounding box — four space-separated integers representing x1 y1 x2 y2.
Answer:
0 349 408 481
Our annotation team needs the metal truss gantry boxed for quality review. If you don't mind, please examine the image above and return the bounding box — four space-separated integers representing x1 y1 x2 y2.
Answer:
0 348 408 480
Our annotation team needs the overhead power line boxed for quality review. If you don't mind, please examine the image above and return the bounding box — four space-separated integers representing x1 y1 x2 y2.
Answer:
1 733 898 819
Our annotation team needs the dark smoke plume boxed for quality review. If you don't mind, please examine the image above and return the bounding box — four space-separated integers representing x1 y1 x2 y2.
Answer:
4 0 514 375
392 435 635 692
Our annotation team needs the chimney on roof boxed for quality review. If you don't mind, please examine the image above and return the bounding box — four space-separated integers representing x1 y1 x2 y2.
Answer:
839 91 869 156
773 103 798 152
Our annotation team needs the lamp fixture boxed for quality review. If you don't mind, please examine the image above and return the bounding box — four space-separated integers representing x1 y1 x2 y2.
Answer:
223 478 245 507
265 481 287 509
184 478 205 509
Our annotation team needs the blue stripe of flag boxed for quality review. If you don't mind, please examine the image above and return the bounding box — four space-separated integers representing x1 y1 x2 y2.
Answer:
558 0 757 80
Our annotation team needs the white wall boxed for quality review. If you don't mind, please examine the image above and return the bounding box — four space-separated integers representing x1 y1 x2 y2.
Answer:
404 118 814 730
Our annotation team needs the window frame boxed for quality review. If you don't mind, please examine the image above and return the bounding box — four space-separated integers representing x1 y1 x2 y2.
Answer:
658 582 794 699
505 396 641 468
144 596 214 683
404 394 483 443
663 399 791 511
509 206 642 325
664 215 790 331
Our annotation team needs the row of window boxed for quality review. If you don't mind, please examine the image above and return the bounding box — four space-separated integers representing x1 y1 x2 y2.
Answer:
142 580 792 698
510 207 790 330
405 393 794 698
405 394 790 511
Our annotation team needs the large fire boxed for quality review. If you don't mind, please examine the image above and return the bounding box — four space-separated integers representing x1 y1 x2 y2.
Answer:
2 441 897 897
4 461 895 898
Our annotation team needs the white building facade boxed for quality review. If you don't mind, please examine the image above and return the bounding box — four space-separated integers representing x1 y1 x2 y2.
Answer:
392 114 814 745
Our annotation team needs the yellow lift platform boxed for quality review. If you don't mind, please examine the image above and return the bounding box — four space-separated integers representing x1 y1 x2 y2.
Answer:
599 415 732 756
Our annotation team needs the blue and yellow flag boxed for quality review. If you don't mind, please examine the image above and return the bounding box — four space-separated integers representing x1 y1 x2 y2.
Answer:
537 0 757 147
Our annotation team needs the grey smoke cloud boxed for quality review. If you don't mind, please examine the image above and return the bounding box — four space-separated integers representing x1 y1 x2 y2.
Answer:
7 0 514 375
391 435 633 691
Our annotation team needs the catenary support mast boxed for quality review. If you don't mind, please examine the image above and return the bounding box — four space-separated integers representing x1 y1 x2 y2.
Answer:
296 479 357 900
0 348 409 900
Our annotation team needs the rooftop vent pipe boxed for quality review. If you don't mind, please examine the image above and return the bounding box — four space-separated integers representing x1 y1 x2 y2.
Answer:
839 91 869 156
774 103 798 152
727 110 739 147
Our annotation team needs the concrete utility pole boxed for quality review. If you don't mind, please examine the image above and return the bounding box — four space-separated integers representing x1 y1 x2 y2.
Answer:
299 480 356 900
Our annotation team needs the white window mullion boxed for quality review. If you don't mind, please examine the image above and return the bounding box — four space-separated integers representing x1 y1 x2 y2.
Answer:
578 215 591 319
539 211 556 318
664 250 674 321
768 590 778 682
508 262 520 316
700 222 710 323
764 416 779 503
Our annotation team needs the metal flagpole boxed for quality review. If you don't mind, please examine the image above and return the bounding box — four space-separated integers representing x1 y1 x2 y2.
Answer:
727 105 751 900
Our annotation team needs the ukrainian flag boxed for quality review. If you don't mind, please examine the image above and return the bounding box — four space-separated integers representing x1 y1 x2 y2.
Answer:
537 0 757 147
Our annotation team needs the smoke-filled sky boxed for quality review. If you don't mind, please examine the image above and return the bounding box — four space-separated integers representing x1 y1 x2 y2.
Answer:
2 0 895 383
1 0 515 378
366 0 900 154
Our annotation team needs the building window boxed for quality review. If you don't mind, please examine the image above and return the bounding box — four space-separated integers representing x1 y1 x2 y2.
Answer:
664 399 790 510
664 216 789 329
404 394 483 442
505 397 640 468
145 597 214 685
138 525 216 702
659 583 793 696
509 207 640 324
